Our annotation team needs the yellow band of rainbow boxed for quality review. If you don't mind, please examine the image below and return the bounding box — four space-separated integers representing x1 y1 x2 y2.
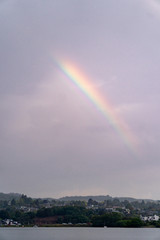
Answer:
57 60 137 156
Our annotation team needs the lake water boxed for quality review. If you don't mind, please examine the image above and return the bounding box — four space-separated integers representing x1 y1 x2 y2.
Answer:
0 227 160 240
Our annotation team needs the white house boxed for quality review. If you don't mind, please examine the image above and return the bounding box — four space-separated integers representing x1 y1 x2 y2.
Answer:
140 215 159 222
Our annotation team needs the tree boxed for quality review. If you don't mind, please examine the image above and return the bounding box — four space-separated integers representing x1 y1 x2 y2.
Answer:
92 212 123 227
127 217 143 227
0 210 9 219
11 198 16 206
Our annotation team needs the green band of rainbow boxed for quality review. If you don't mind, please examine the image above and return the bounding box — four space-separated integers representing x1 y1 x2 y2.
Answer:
57 60 137 156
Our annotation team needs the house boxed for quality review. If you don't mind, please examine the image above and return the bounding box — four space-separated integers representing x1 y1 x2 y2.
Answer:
140 215 159 222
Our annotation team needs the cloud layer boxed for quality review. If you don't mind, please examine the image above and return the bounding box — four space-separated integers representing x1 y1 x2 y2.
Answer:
1 0 160 199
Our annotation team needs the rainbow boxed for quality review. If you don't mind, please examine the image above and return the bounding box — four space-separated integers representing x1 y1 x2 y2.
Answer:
57 60 137 155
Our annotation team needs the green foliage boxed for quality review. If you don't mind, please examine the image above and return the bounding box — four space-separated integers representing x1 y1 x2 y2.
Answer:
154 221 160 228
18 194 33 206
126 217 143 227
11 199 16 206
0 193 21 201
0 210 10 219
36 206 90 224
0 194 159 227
91 213 144 228
92 212 123 227
116 220 128 227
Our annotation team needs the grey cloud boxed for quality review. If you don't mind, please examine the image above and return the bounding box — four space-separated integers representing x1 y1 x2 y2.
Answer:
0 0 160 199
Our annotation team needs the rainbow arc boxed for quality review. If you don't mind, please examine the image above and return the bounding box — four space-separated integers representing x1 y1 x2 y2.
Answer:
57 60 137 156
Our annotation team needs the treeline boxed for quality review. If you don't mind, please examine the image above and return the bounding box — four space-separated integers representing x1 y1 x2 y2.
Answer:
0 194 57 209
0 205 146 227
92 212 143 227
36 206 91 224
0 206 91 225
2 194 160 214
1 194 160 227
0 208 35 225
0 193 21 202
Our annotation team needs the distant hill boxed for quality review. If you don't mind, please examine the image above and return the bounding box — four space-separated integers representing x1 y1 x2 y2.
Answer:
58 195 113 202
117 197 155 202
58 195 157 203
0 193 21 201
0 192 157 203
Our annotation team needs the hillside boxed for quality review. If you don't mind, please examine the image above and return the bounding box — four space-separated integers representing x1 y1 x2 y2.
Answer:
0 192 157 203
0 193 21 201
58 195 112 202
58 195 156 203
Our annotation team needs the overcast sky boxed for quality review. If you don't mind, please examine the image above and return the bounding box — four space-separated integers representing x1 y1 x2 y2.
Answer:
1 0 160 199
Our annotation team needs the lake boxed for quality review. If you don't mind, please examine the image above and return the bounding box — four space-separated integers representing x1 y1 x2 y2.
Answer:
0 227 160 240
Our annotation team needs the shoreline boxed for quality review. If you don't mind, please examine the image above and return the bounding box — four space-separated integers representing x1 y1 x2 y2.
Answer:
0 224 158 228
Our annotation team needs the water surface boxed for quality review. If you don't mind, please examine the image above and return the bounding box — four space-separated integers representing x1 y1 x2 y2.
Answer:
0 227 160 240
